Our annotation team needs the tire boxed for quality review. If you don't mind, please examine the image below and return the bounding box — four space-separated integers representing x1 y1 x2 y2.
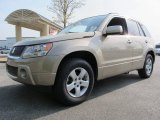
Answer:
53 58 94 106
138 54 153 78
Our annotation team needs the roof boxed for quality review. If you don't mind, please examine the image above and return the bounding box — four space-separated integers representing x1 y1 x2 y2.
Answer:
5 9 62 31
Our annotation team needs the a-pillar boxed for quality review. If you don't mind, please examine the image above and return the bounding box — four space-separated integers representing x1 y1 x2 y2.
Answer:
40 24 49 36
15 25 22 42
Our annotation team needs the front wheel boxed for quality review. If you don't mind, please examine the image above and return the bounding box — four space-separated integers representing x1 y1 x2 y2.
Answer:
53 58 94 106
138 54 154 78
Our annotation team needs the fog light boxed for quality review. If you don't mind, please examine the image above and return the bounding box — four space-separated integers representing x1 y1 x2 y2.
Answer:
20 69 27 79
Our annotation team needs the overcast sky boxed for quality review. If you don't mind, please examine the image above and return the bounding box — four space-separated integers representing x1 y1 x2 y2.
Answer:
0 0 160 43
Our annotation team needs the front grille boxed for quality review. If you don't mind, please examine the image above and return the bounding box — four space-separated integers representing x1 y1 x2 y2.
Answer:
7 65 18 77
10 46 25 57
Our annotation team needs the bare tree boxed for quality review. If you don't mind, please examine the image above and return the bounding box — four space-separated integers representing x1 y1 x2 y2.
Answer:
48 0 85 28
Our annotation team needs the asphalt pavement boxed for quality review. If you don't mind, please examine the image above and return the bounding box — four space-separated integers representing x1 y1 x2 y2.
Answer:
0 57 160 120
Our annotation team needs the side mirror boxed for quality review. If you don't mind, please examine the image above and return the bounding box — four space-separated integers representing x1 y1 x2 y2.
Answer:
105 25 123 35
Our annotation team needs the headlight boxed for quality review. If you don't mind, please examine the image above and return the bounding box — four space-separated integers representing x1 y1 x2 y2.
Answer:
22 43 53 58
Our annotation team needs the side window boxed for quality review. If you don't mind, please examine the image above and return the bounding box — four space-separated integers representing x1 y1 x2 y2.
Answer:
107 17 127 35
137 23 145 36
140 24 151 37
127 20 140 36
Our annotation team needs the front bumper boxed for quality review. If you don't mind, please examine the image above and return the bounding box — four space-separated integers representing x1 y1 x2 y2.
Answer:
6 55 63 86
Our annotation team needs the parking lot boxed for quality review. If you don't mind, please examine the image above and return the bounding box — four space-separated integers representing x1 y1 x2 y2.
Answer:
0 57 160 120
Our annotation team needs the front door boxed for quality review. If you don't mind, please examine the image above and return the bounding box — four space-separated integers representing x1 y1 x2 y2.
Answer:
101 17 133 78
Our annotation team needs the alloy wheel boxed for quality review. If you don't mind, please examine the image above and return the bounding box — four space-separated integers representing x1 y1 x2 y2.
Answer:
145 58 153 76
66 67 90 98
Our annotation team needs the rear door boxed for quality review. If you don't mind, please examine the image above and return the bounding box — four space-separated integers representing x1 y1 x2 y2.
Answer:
126 20 146 70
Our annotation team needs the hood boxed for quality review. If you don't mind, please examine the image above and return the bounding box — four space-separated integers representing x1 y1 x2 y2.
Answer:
14 32 95 46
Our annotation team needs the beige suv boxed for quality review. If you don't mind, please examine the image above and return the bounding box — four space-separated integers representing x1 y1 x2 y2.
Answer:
7 13 155 105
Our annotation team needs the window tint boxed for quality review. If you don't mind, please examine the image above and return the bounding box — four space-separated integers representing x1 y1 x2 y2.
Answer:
140 24 151 37
137 23 145 36
127 20 140 36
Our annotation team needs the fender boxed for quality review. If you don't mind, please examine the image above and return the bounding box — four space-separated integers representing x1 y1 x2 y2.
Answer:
49 38 103 68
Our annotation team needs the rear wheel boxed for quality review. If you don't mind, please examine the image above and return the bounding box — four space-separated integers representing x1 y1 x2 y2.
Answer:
138 54 153 78
53 58 94 106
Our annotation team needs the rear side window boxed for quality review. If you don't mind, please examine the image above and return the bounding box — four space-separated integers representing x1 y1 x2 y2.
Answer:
140 24 151 37
127 20 140 36
137 23 145 36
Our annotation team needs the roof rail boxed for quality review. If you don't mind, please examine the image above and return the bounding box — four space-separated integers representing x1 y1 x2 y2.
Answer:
108 13 119 15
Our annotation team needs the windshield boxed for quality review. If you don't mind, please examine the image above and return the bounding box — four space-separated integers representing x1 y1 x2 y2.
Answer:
59 15 106 34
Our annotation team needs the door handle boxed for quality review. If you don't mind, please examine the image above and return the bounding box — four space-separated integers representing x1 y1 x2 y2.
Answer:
127 40 132 44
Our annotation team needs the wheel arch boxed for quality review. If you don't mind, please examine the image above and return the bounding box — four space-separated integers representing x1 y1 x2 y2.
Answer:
147 50 155 63
56 51 99 82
